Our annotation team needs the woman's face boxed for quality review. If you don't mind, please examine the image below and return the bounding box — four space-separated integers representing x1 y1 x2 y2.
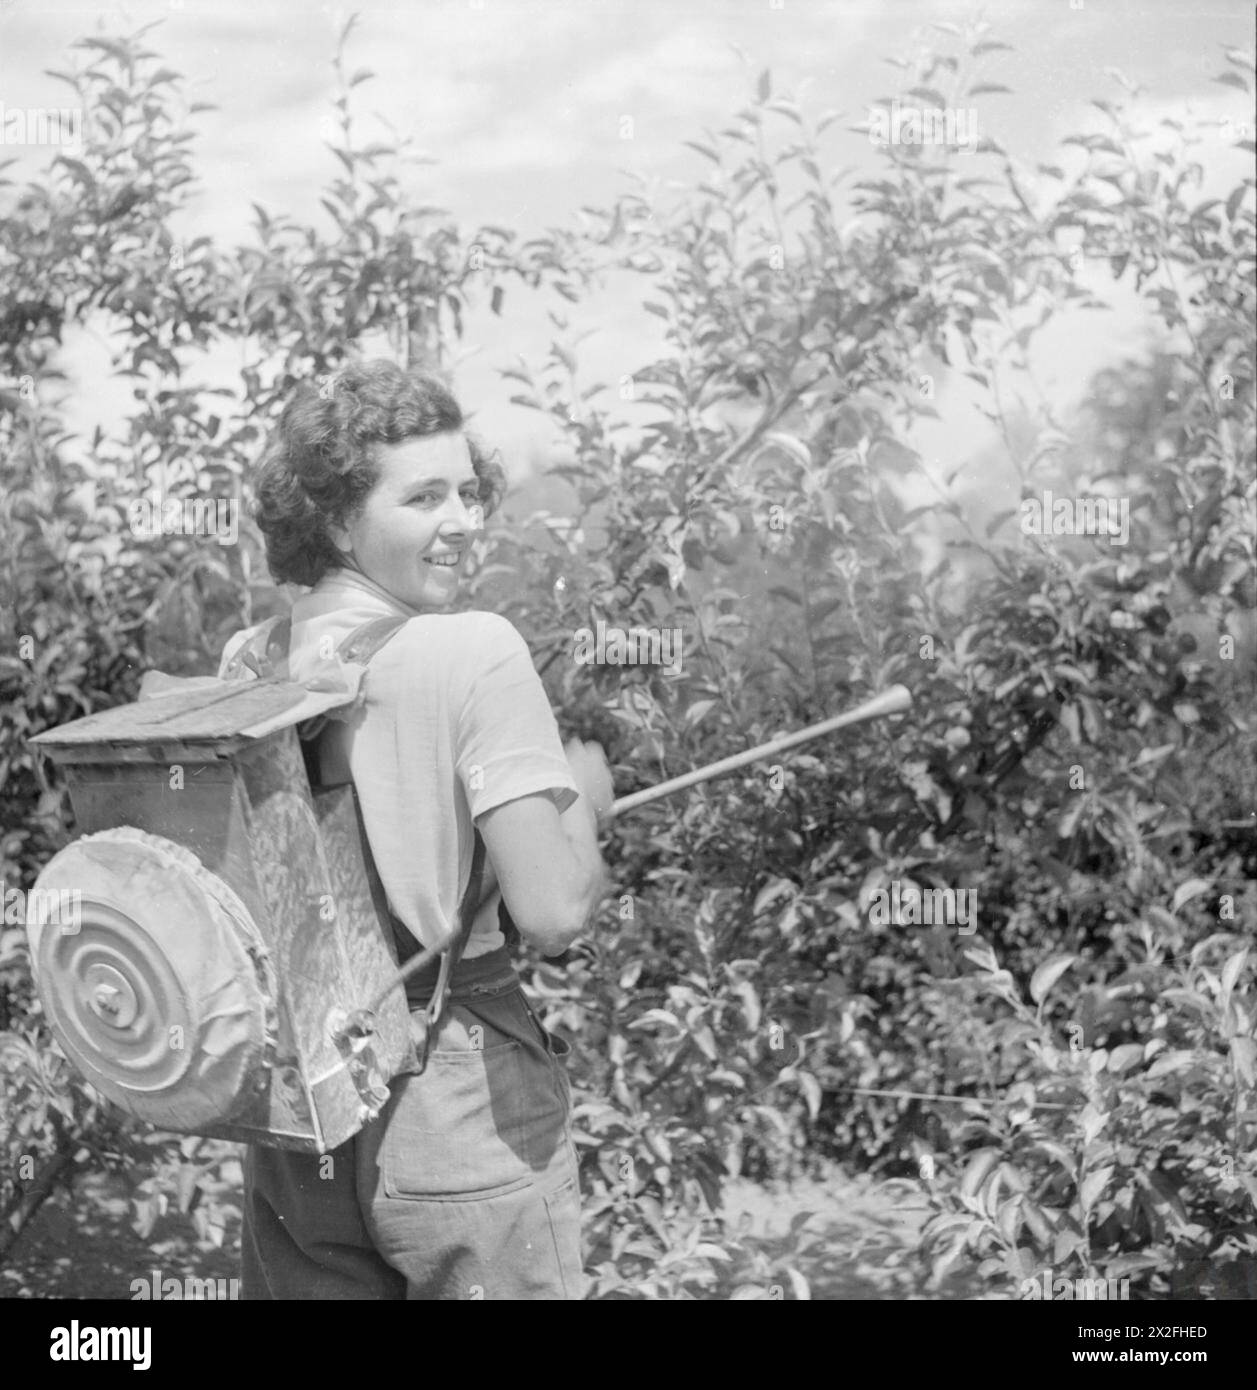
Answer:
331 431 484 611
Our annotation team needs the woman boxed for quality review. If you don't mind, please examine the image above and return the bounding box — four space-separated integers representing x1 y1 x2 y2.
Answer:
234 359 611 1300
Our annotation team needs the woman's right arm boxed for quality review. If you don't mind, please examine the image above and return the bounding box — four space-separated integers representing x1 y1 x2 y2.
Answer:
453 615 612 955
478 777 609 956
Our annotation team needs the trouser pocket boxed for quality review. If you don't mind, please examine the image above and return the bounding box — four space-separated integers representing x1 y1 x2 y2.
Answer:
380 988 569 1200
360 987 585 1297
382 1040 534 1199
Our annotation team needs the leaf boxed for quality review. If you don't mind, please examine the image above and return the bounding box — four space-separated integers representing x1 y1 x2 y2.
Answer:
1079 1166 1114 1211
964 944 999 974
1022 1200 1053 1246
784 1266 811 1300
683 698 718 730
1107 1043 1144 1074
1058 702 1082 745
644 1127 672 1165
176 1164 200 1213
692 1242 732 1261
763 431 813 468
1053 1225 1087 1266
960 1148 1000 1199
628 1008 682 1031
1134 743 1176 767
683 140 721 164
732 980 761 1032
1057 798 1087 840
1222 949 1249 1000
996 1194 1023 1244
931 1234 968 1284
1232 1036 1256 1088
757 68 771 102
1240 1173 1257 1213
1171 878 1211 913
1136 1171 1190 1231
1105 1252 1163 1277
691 1024 719 1061
1213 71 1250 91
796 1071 822 1120
637 1194 668 1244
1080 1104 1108 1146
55 157 95 189
766 100 803 125
77 35 133 63
968 83 1012 96
1030 955 1076 1006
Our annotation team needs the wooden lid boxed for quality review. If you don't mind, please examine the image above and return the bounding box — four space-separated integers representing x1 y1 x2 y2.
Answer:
30 678 357 760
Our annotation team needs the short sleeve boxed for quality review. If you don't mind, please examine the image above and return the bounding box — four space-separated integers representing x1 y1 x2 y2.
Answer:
451 613 578 820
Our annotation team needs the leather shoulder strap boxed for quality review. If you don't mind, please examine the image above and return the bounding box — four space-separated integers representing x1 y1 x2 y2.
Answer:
335 614 409 665
220 615 292 681
222 612 407 684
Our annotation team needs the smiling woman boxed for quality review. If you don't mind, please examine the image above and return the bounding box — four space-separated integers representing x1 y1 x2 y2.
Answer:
254 360 506 592
238 360 612 1300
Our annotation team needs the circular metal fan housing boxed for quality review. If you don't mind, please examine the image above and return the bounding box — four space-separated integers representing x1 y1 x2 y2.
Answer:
30 828 275 1131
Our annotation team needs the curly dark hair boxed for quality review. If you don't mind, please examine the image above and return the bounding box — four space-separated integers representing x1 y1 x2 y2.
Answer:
255 360 506 587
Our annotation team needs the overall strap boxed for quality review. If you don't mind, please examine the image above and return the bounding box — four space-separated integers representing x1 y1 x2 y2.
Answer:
411 830 486 1074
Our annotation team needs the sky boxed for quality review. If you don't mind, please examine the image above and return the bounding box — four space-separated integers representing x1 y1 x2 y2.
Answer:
0 0 1252 500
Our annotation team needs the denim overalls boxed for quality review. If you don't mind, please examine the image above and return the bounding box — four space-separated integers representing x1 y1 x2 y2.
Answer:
242 944 583 1299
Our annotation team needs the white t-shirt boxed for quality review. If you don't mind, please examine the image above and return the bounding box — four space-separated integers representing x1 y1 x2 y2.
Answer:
239 569 578 958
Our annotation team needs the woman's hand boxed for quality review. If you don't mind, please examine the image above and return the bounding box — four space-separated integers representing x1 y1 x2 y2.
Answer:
564 738 614 828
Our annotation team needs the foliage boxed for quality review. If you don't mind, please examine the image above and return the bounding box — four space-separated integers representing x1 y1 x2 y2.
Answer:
919 929 1255 1299
472 23 1256 1295
1 16 1254 1298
